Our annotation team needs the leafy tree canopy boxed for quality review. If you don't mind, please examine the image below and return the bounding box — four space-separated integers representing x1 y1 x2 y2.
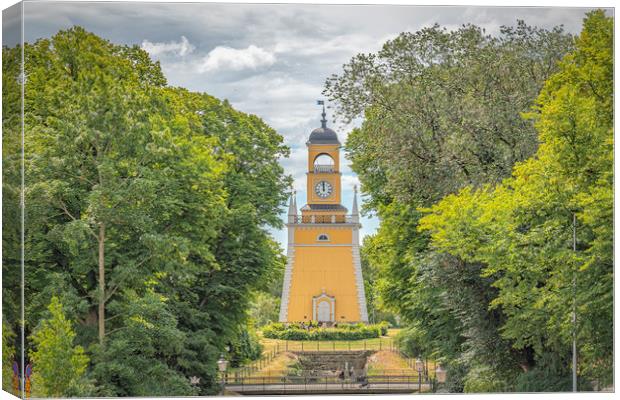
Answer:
3 26 290 396
327 11 611 391
420 10 613 387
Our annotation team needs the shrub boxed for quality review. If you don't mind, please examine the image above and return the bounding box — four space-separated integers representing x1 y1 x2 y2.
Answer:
378 321 390 336
463 365 515 393
28 297 90 397
394 326 425 358
261 322 386 341
229 327 263 368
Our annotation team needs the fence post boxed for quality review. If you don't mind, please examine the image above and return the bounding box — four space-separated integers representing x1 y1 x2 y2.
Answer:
333 341 335 351
286 340 288 351
301 341 304 352
379 339 382 351
317 340 319 351
348 341 351 351
364 340 366 350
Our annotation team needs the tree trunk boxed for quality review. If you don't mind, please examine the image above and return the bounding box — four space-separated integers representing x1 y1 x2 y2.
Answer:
98 223 105 344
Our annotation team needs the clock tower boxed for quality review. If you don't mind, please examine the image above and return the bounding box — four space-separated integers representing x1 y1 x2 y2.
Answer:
279 104 369 324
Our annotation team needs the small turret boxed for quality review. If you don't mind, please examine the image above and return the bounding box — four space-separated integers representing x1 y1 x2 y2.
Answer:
288 190 298 223
351 185 359 224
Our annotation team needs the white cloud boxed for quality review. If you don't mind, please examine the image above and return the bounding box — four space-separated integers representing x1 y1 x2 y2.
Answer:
141 35 195 57
341 174 361 191
279 146 308 191
273 33 387 58
199 45 276 73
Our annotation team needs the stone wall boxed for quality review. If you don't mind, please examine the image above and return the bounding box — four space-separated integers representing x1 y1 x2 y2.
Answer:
292 351 375 378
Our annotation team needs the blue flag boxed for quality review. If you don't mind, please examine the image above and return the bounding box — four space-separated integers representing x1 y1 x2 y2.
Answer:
317 100 324 105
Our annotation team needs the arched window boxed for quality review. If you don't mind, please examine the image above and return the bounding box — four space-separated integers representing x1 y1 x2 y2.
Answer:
314 154 335 173
317 234 330 242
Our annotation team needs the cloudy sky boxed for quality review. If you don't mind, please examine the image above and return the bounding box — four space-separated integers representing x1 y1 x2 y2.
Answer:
5 1 604 248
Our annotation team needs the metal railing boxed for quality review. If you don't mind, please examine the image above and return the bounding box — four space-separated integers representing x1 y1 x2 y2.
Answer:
225 339 438 394
290 215 355 224
233 369 423 378
314 164 335 173
230 338 397 378
224 374 434 394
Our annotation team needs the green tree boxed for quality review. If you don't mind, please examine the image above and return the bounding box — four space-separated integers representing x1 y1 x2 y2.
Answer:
326 18 578 391
326 21 573 208
29 297 89 397
2 320 17 394
419 10 613 388
11 26 291 396
22 26 212 347
249 291 281 327
91 290 196 396
2 42 23 380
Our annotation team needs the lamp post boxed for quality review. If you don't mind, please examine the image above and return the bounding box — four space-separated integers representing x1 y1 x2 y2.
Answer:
415 358 424 392
217 354 228 396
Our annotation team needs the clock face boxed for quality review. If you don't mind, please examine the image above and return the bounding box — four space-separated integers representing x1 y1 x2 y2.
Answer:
314 181 333 198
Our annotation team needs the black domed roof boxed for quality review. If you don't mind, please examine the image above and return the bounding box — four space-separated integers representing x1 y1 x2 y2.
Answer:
308 127 340 144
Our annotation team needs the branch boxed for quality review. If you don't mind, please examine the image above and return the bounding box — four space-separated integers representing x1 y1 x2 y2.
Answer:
58 200 99 241
104 313 125 322
105 326 126 337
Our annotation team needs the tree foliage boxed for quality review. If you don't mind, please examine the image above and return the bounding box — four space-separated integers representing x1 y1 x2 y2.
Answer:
29 297 90 397
420 10 613 387
2 38 24 379
326 20 573 208
327 11 611 392
2 319 17 394
2 26 290 396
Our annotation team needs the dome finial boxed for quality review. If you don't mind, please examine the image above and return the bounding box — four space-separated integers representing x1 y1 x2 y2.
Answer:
317 99 327 128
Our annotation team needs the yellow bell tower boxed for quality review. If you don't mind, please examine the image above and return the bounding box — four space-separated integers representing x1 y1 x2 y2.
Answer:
279 104 369 324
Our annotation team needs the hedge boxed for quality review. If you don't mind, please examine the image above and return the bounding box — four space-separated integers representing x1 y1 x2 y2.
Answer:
262 321 390 341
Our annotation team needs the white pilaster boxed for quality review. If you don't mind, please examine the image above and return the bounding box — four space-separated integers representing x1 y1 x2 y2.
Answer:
352 225 369 322
279 225 295 322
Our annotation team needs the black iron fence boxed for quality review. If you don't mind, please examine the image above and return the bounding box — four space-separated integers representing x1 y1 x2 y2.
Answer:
230 338 398 378
224 374 434 394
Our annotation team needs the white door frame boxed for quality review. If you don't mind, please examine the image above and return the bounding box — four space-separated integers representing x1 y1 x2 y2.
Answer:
312 292 335 322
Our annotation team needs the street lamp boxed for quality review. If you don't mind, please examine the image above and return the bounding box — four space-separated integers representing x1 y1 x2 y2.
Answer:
415 358 424 392
217 354 228 395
